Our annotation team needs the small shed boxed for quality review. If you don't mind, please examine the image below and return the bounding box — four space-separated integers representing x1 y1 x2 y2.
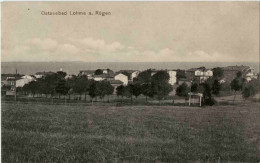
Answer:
188 92 203 107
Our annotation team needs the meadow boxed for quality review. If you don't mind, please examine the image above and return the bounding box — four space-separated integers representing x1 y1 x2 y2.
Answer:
2 102 260 162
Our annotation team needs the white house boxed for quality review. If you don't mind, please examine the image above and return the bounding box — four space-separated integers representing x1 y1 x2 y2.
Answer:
114 73 128 85
168 70 177 85
16 75 35 87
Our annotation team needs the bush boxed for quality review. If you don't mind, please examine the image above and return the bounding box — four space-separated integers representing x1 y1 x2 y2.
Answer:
203 98 216 106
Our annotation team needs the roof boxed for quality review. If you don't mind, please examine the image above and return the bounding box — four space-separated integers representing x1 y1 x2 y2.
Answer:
188 92 203 97
187 67 207 72
117 70 139 74
115 73 128 77
93 74 114 78
35 71 55 75
109 80 123 85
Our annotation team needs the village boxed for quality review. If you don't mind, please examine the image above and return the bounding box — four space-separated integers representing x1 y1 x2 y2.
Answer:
1 65 259 106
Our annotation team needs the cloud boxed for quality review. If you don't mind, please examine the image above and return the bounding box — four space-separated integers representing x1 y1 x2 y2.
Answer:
26 38 58 51
1 37 244 62
72 37 124 53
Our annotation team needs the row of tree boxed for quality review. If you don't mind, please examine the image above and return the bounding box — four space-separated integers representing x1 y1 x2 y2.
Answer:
18 68 259 105
20 71 114 103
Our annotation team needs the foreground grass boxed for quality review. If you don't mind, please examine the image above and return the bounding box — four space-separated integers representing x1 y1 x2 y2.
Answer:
2 103 259 162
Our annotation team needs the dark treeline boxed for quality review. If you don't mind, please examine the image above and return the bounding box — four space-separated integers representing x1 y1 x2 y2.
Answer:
16 68 259 106
17 70 173 104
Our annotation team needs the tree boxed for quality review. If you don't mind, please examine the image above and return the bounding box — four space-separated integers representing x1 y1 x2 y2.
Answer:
212 79 221 95
26 81 39 97
191 82 199 93
73 76 89 101
141 83 152 102
55 79 70 100
176 69 186 80
176 82 189 99
56 71 67 79
242 79 258 101
94 69 103 75
230 71 246 104
66 75 77 100
212 67 224 79
96 81 110 102
135 69 152 84
125 84 134 104
105 82 114 103
88 80 99 104
132 82 142 99
242 85 255 100
116 85 125 102
151 71 173 104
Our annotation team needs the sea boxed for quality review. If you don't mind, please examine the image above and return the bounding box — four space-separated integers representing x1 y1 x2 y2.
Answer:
1 62 259 75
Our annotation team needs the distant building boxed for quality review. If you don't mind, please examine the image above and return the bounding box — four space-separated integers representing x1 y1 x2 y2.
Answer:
186 67 213 83
114 73 128 85
117 70 140 81
16 75 35 87
78 70 95 79
221 65 257 83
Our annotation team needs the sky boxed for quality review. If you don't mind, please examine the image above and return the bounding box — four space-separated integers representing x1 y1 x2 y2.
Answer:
1 2 259 62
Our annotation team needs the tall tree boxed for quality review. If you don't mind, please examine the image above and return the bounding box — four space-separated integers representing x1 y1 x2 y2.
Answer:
176 82 189 99
151 71 173 104
230 71 246 104
55 79 70 100
135 69 152 84
212 67 224 79
88 80 98 103
132 82 142 99
212 79 221 95
191 82 199 93
141 83 152 102
176 69 187 80
116 85 125 102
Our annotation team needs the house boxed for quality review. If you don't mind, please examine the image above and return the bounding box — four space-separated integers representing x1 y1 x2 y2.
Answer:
186 67 213 83
16 75 35 87
114 73 128 85
221 65 257 83
151 69 177 85
117 70 140 81
109 80 123 94
168 70 177 85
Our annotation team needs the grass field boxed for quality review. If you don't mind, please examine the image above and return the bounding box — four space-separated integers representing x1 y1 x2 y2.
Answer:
2 102 260 162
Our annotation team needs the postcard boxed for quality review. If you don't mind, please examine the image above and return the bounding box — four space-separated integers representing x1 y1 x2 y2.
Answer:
1 2 259 162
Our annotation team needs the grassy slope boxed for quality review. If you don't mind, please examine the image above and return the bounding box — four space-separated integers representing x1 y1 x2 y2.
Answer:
2 103 260 162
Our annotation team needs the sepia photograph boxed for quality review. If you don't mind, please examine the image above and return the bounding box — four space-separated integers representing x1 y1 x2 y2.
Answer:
1 1 260 162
